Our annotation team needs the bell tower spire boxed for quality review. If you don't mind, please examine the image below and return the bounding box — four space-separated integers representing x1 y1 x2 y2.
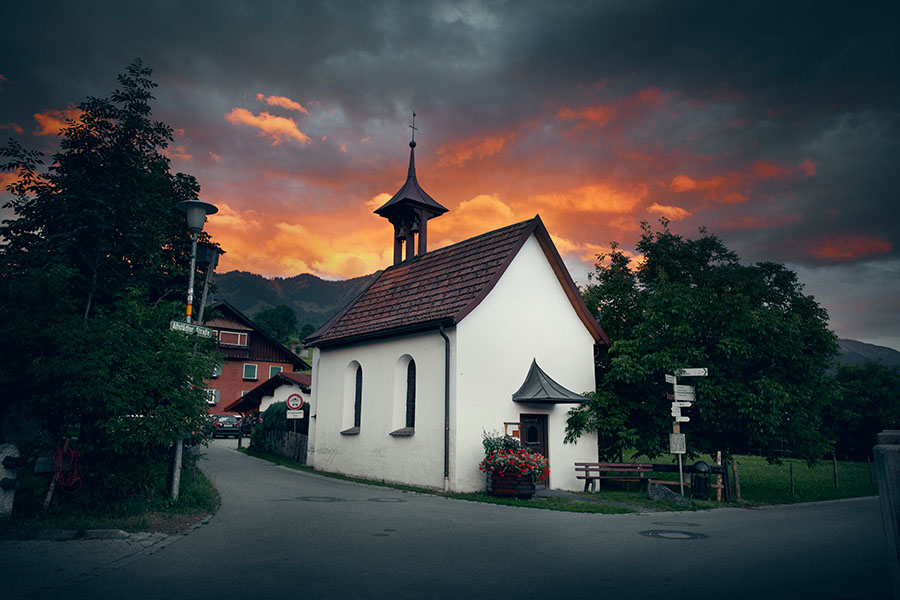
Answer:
374 113 448 265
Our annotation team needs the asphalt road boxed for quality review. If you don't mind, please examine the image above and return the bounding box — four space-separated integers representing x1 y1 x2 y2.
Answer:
6 439 892 599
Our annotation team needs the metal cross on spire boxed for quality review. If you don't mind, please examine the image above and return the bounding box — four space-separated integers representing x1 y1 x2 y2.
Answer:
409 111 418 144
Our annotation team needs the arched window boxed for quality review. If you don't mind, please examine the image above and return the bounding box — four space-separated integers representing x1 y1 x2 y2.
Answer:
405 360 416 428
354 364 363 428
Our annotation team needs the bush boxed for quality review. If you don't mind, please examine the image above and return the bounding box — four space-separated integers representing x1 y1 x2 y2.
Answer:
262 401 289 432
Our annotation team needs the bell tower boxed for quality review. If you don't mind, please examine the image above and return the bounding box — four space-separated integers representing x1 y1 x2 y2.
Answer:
374 113 448 265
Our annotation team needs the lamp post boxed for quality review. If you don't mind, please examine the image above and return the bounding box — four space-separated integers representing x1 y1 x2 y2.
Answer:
172 199 217 500
175 199 218 324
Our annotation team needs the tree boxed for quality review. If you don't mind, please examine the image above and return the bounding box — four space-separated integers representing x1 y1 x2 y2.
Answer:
828 361 900 460
566 220 839 464
254 305 298 345
0 60 219 501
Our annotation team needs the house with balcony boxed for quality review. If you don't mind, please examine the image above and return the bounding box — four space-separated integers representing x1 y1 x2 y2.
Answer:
203 300 309 416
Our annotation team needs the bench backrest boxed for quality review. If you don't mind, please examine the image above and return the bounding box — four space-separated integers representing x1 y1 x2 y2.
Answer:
575 462 654 475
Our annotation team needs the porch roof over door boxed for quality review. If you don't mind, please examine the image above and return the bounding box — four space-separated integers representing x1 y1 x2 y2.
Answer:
512 359 589 404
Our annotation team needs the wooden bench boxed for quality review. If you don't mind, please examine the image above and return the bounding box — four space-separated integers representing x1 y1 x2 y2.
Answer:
575 462 689 493
575 462 654 492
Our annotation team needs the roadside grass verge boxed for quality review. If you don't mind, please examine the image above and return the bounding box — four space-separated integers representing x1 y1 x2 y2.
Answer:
0 452 220 535
242 447 878 513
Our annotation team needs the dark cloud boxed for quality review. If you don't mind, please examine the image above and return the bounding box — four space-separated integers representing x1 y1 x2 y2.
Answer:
2 0 898 348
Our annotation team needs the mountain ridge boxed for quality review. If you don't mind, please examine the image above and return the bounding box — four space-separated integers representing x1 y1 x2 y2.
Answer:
212 271 900 366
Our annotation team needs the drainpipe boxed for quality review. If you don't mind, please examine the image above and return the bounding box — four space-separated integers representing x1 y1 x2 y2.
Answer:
439 326 450 492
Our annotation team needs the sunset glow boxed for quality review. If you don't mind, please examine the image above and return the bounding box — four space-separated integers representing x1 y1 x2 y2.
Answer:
2 1 898 348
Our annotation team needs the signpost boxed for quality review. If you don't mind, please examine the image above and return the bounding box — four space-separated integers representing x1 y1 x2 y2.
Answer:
664 367 708 496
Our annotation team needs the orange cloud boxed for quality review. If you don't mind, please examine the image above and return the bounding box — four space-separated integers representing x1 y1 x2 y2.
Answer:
556 87 662 132
208 152 221 162
532 183 647 214
164 145 193 161
225 108 311 146
0 122 24 135
811 235 893 262
670 158 813 205
1 172 19 189
256 93 308 114
204 201 392 279
647 202 691 221
436 134 512 167
33 106 81 136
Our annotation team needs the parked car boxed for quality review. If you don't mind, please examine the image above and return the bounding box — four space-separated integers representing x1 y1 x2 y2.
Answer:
212 415 241 439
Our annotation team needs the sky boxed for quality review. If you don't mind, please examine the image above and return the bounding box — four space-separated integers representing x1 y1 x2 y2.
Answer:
1 1 899 350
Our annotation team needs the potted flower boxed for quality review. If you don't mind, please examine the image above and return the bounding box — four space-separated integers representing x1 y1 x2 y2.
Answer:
479 431 549 499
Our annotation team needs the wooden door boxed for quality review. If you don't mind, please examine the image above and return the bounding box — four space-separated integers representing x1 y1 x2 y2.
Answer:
520 413 549 488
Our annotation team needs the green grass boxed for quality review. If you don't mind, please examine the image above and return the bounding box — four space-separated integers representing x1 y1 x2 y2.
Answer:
0 456 221 535
241 447 878 513
731 454 877 504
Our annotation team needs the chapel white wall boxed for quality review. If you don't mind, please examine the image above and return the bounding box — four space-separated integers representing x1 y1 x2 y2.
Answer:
454 233 598 492
309 330 453 489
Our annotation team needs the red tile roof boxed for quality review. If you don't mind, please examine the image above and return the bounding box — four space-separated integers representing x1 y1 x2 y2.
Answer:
307 216 609 348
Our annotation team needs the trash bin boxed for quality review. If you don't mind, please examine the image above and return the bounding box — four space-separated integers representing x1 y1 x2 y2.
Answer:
691 461 711 500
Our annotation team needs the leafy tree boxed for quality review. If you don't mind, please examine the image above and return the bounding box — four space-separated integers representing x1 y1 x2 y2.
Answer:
828 361 900 460
254 305 298 344
566 220 839 464
0 60 218 500
299 323 317 340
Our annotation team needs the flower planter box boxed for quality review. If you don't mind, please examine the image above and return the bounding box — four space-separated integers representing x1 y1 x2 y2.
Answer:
486 471 536 500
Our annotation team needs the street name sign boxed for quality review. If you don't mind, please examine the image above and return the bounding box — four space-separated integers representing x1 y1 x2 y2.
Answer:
675 368 708 377
169 320 214 338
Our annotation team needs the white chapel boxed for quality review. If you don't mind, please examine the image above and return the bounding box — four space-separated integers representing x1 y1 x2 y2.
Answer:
304 135 609 492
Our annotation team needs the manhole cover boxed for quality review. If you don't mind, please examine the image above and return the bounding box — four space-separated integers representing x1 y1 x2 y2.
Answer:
368 498 406 503
295 496 344 502
651 521 700 527
640 530 708 540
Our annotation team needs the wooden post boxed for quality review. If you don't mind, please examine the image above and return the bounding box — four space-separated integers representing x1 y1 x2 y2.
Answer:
732 458 742 501
832 453 839 490
716 451 723 502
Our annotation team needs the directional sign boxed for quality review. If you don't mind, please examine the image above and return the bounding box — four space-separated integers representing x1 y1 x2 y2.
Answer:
675 368 708 377
674 416 690 423
665 374 677 384
674 384 694 394
670 406 682 418
674 389 695 402
672 401 693 408
169 320 214 338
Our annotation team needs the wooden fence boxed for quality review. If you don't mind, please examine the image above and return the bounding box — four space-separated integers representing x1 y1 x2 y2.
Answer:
258 430 308 465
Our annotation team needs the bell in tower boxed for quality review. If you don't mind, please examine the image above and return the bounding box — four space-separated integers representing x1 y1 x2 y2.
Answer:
374 114 448 265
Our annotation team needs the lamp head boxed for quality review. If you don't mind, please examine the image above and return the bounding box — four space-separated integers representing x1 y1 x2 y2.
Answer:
176 199 218 233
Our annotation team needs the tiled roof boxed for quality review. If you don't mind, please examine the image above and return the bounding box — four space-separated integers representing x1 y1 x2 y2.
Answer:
309 219 535 345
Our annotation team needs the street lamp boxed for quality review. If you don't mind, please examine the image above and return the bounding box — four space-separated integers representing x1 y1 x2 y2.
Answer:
172 198 217 502
175 199 218 324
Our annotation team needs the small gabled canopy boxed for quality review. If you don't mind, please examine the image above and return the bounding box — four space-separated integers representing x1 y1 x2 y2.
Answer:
512 359 588 404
